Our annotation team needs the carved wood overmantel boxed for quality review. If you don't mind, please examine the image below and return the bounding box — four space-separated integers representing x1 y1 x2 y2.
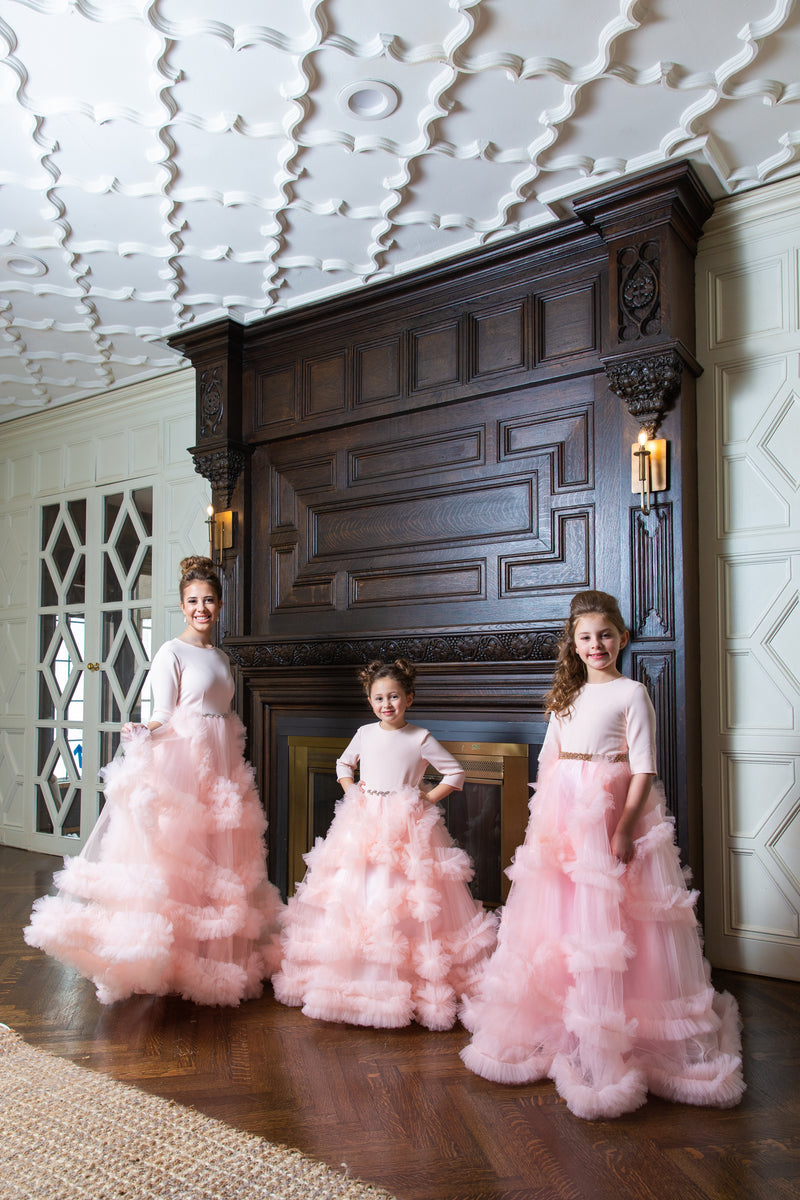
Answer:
168 160 713 882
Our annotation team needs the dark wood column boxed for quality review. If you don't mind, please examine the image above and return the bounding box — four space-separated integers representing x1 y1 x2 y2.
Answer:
167 318 249 639
574 162 714 873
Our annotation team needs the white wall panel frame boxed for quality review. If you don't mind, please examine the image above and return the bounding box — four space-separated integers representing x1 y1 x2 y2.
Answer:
698 176 800 981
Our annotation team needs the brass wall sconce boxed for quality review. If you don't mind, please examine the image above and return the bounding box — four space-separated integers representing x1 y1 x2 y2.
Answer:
206 505 233 565
631 429 667 514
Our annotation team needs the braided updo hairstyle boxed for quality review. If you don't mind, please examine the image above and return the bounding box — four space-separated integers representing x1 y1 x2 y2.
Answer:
544 590 627 716
358 658 417 698
179 555 222 603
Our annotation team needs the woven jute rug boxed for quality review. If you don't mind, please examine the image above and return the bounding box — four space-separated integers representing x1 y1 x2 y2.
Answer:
0 1026 398 1200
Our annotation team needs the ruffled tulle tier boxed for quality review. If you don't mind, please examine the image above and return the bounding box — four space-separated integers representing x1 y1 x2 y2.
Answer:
460 758 744 1118
24 712 283 1006
272 784 497 1030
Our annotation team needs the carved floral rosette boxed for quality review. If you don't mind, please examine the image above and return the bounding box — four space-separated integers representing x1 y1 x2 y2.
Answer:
198 365 224 439
617 241 661 341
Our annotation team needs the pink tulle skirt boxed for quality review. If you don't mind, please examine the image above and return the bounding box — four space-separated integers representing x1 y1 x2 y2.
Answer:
24 711 284 1006
272 783 497 1030
460 757 745 1118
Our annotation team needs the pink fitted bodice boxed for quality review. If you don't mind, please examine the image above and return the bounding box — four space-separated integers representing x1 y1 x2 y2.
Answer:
147 638 234 725
335 722 466 791
543 676 656 774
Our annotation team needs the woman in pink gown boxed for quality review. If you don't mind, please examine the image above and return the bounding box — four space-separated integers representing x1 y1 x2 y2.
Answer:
461 590 744 1118
25 555 283 1006
272 659 496 1030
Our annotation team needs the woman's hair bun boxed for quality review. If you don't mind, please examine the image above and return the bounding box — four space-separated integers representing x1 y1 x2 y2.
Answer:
179 554 215 577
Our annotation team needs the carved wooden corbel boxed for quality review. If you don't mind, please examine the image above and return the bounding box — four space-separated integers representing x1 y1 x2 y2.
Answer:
190 443 251 507
603 347 685 437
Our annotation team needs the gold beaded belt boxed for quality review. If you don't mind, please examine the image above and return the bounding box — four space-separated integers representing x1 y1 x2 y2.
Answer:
559 751 628 763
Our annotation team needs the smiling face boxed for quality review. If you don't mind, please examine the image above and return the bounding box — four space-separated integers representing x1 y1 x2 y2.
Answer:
572 611 628 683
179 580 221 643
368 675 413 730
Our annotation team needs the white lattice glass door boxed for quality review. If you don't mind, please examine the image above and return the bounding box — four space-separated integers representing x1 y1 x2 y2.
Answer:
35 486 154 846
99 488 153 768
36 499 89 839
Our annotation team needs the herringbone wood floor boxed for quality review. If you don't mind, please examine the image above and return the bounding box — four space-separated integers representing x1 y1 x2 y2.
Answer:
2 845 798 1200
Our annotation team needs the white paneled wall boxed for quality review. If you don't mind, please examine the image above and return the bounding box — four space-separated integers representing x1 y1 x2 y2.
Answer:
697 179 800 982
0 369 209 855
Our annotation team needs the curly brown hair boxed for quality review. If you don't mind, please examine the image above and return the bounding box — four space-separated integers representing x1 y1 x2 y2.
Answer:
179 555 222 602
544 590 628 716
358 658 417 697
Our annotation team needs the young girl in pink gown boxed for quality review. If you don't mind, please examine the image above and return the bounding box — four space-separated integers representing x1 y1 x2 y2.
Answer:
461 590 744 1119
272 659 497 1030
25 556 283 1006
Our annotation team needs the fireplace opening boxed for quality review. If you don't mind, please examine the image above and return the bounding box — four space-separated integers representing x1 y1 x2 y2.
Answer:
282 725 541 907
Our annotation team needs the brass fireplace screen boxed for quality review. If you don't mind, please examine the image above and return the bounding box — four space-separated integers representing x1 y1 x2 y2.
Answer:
287 736 531 907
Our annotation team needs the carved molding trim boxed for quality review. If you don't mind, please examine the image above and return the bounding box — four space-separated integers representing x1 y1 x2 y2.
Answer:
603 347 684 437
218 553 240 642
198 365 224 439
225 629 561 669
630 502 674 639
632 650 678 824
190 443 251 505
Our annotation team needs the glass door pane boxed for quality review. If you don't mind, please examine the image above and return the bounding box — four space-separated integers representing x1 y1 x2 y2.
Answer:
99 487 153 769
35 501 88 838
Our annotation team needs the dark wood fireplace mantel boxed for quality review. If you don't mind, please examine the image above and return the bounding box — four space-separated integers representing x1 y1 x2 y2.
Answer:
169 160 713 888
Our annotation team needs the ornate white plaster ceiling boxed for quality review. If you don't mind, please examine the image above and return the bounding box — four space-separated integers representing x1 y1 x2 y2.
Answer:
1 0 799 422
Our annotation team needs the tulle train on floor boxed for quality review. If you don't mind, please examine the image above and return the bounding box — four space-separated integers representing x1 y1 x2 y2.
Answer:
460 758 744 1118
273 784 497 1030
25 712 283 1006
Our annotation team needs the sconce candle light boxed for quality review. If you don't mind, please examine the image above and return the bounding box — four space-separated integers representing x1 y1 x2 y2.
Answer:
631 429 667 514
205 504 233 564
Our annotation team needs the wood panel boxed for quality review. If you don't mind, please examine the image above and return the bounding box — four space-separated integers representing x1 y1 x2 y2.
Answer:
253 377 604 639
537 280 598 362
237 237 606 443
471 299 526 378
355 337 403 406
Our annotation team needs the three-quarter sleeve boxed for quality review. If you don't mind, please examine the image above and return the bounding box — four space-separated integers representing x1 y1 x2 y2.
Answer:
420 733 465 790
626 685 657 774
335 729 362 780
537 711 562 774
147 644 182 726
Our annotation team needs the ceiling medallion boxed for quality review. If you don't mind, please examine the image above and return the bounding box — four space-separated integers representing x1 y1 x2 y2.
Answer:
338 80 399 121
1 253 47 277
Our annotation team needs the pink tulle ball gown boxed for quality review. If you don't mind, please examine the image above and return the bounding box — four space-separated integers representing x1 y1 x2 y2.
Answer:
272 721 497 1030
25 638 284 1006
460 677 745 1119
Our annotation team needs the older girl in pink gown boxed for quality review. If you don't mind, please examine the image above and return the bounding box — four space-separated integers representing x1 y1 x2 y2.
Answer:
272 659 496 1030
25 555 283 1006
461 590 744 1119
